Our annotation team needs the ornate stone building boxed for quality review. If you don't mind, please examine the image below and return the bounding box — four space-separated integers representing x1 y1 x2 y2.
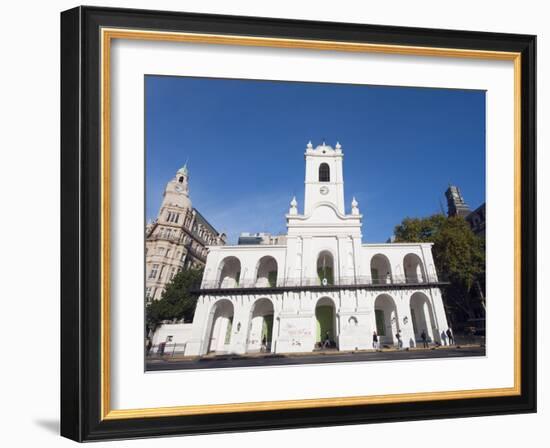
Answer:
446 184 486 238
180 141 451 356
445 185 471 218
145 165 226 302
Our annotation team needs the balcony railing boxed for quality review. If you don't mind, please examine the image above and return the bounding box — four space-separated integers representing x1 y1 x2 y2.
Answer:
198 274 447 292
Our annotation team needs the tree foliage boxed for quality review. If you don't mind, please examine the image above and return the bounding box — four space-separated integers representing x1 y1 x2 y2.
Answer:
394 214 447 243
145 267 203 336
394 214 485 322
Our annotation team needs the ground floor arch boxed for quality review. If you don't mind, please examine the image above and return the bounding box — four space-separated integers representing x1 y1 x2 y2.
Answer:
410 292 437 344
315 297 337 348
246 298 275 352
374 294 399 346
206 299 234 353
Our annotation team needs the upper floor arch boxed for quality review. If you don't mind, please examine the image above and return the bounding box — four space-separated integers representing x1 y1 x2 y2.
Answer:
216 256 241 288
255 256 278 287
370 254 392 284
403 253 426 283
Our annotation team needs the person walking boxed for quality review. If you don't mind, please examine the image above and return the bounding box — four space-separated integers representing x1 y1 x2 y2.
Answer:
158 341 166 356
421 330 428 348
446 328 454 345
323 331 331 349
372 331 379 350
396 329 403 349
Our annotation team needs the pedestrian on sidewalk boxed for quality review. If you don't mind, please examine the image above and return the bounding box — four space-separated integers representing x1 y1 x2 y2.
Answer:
446 328 454 345
158 341 166 356
421 330 428 348
396 329 403 349
372 331 379 350
323 331 331 349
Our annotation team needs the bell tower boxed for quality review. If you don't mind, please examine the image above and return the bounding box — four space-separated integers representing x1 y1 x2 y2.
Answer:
445 185 470 218
158 164 192 224
303 141 345 215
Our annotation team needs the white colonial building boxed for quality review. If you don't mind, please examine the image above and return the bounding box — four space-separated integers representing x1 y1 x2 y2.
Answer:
180 141 450 356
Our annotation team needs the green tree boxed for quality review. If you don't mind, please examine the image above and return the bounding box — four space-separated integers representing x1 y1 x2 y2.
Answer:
394 214 447 243
394 214 485 324
145 267 203 337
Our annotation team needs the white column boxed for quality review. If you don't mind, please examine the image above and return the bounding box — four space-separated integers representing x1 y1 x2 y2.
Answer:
424 301 435 341
231 295 252 354
431 288 450 337
397 292 416 349
336 236 344 284
184 295 213 356
352 236 363 282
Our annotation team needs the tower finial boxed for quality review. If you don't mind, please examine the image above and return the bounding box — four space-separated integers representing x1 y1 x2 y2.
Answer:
178 157 189 176
351 196 360 215
289 196 298 215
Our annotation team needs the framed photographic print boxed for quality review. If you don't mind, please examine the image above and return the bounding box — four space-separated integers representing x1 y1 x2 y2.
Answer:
60 6 536 442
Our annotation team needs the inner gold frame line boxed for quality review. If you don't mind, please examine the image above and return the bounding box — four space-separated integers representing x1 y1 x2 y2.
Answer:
100 27 522 421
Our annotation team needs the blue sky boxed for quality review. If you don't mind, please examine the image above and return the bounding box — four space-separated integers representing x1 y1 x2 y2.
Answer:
146 76 485 244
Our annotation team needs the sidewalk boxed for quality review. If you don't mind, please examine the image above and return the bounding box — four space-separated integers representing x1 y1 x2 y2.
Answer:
147 343 484 363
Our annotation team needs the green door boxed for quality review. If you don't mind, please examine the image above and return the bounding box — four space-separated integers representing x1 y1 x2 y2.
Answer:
261 314 274 345
224 317 233 344
267 271 277 287
316 306 334 342
375 309 386 336
317 267 334 285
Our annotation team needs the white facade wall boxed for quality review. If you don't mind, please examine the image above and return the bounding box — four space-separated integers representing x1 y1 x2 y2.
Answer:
184 286 449 356
152 323 194 352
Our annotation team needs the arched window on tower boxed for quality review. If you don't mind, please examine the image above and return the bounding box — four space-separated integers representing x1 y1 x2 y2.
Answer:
178 176 184 183
319 163 330 182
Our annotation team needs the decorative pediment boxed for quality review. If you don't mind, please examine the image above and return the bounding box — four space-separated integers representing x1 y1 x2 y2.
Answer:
288 202 361 224
308 203 343 224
